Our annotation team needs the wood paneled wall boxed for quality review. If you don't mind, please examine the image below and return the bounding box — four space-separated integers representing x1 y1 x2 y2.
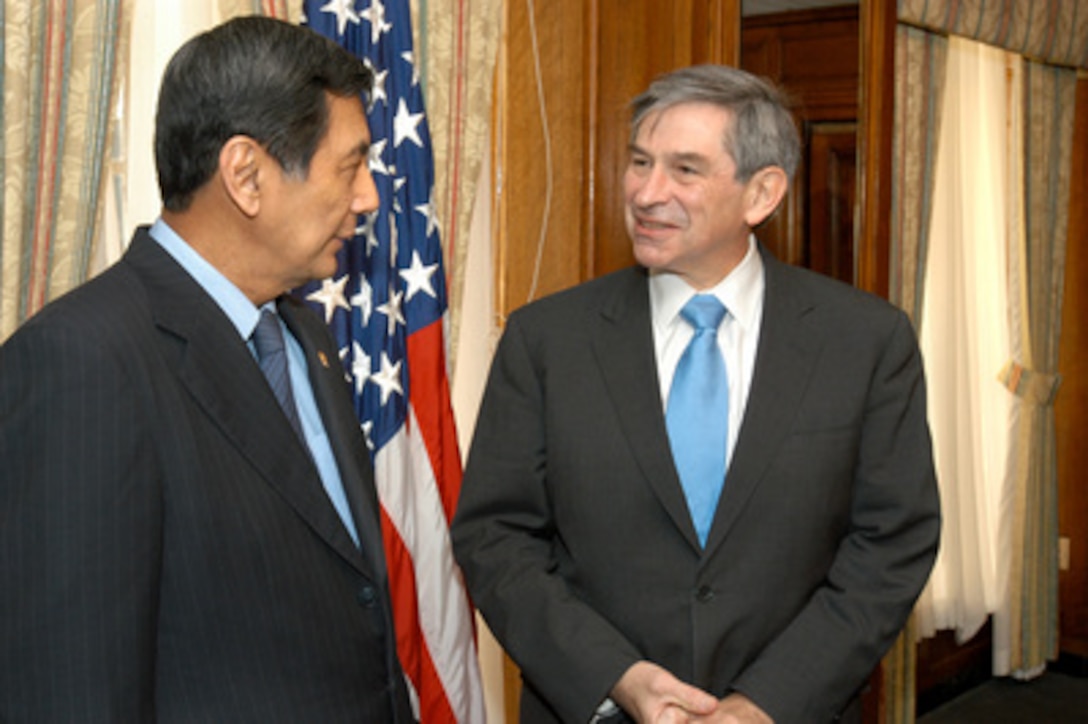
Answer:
494 0 588 321
1056 75 1088 661
741 6 859 282
856 0 895 299
494 0 740 322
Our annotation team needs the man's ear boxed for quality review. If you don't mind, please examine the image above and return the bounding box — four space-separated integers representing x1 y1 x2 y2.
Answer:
743 166 789 228
219 136 262 218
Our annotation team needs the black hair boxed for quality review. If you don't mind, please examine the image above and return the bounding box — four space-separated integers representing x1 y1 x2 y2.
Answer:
155 16 373 211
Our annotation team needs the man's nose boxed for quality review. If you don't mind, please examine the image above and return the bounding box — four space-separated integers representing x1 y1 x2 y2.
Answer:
631 165 669 207
352 167 380 215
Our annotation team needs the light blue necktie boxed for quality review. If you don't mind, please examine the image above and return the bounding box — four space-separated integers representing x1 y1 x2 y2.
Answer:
252 309 304 440
666 295 729 547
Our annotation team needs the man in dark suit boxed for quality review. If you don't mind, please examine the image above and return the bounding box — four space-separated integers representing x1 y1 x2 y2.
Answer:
452 65 940 723
0 17 414 722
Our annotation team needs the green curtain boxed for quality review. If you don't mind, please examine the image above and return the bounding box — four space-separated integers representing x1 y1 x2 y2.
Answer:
888 0 1082 707
998 59 1075 676
890 26 949 325
898 0 1088 71
882 24 949 724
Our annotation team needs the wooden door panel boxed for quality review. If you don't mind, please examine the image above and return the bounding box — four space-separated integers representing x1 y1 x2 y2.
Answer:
807 122 857 283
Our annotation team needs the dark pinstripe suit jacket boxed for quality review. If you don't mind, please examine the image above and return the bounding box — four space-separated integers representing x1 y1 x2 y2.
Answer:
0 228 414 723
453 248 940 723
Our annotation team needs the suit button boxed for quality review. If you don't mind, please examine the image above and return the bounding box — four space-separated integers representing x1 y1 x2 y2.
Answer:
357 584 378 608
695 585 715 603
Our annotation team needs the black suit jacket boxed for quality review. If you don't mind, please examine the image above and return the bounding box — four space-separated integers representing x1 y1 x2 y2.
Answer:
452 248 940 723
0 228 413 723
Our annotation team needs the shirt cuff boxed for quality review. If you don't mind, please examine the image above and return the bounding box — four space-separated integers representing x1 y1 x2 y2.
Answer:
590 697 622 723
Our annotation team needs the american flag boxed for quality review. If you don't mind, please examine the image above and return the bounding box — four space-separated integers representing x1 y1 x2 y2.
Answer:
298 1 485 722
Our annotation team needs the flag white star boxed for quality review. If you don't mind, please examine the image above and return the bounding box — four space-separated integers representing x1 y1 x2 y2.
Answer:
351 274 374 326
393 98 424 149
377 288 405 337
400 251 438 302
401 50 420 87
371 351 403 405
391 176 406 213
355 210 380 256
306 275 351 323
360 0 391 45
337 345 353 384
350 340 371 395
361 419 374 450
319 0 360 37
369 66 389 108
368 138 390 176
414 195 441 238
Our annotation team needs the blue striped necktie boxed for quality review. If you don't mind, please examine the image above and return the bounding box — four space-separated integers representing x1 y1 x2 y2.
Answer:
666 294 729 547
252 309 304 439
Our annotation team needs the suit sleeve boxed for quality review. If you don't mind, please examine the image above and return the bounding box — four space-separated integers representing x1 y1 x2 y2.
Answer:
0 317 162 722
452 315 643 723
733 309 941 722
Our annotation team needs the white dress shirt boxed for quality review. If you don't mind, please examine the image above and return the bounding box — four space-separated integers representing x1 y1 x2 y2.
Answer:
649 235 765 471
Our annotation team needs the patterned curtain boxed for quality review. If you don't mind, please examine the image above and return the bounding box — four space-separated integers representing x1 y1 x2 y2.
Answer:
997 59 1076 677
409 0 500 372
881 24 949 724
897 0 1080 683
0 0 132 342
218 0 298 22
889 26 948 324
898 0 1088 71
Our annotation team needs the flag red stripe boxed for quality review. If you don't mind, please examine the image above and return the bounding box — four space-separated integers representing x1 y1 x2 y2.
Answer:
407 318 462 521
381 507 458 723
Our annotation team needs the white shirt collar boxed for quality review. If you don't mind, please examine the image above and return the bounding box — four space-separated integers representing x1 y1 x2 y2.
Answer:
649 235 765 334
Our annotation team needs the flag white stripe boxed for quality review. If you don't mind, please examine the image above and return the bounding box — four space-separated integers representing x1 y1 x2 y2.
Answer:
375 414 486 723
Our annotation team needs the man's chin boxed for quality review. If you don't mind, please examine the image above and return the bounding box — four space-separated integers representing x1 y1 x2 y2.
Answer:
316 241 345 276
631 242 673 272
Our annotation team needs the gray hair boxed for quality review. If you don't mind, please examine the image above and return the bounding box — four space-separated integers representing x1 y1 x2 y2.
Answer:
629 65 801 183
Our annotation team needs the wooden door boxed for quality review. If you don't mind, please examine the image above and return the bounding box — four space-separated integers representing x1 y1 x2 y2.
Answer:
740 5 860 280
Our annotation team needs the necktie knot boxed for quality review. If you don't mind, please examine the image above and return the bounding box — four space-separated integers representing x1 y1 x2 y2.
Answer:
681 294 726 332
253 309 287 363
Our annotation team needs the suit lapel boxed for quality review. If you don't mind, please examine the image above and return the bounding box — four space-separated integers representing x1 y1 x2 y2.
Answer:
279 299 390 584
123 231 370 575
703 251 824 555
592 269 702 548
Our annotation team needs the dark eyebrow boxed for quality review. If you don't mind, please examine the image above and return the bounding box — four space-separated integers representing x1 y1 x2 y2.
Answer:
340 139 370 166
626 144 708 167
669 151 709 166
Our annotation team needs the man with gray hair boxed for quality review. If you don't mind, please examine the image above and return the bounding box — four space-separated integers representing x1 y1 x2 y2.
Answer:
453 65 940 723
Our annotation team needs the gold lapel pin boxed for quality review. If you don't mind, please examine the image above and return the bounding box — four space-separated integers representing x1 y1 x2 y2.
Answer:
317 351 330 369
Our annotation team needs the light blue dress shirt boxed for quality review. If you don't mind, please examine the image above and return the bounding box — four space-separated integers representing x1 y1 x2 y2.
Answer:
148 219 360 546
